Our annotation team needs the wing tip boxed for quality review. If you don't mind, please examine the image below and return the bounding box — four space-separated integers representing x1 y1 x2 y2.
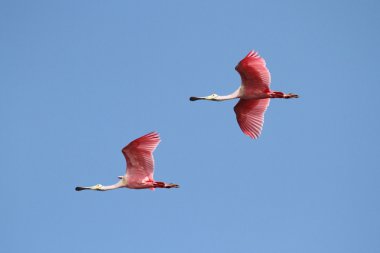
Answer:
122 131 161 153
242 129 260 139
236 49 266 73
146 131 160 138
142 131 161 145
246 49 260 59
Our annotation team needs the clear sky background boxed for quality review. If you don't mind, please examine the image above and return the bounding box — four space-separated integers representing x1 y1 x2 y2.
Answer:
1 0 379 252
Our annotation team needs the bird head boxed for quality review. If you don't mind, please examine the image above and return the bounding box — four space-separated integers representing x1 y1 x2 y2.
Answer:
205 93 218 100
92 184 104 191
75 184 104 191
190 93 219 101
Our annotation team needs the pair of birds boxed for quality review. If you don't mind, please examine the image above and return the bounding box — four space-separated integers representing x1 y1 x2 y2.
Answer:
76 50 298 192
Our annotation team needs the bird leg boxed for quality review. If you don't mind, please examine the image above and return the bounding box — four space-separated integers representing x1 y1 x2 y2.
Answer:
164 183 180 188
153 182 180 188
269 92 299 99
284 93 299 99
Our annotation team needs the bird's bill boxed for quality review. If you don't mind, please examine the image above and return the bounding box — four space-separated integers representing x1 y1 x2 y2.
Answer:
75 186 90 191
189 95 212 101
75 185 98 191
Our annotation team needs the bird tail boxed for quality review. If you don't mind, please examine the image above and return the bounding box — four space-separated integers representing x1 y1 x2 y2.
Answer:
153 182 180 189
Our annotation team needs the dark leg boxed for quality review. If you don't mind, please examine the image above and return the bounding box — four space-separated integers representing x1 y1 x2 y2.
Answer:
153 182 180 188
270 91 299 99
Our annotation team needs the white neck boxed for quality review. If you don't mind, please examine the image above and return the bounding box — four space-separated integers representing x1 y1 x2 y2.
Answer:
101 180 124 191
214 88 240 101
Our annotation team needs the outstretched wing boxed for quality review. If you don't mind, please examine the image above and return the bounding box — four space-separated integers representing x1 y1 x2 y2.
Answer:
235 50 271 92
122 132 161 183
234 98 270 139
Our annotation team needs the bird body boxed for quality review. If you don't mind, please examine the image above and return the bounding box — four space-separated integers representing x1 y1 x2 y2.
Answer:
190 50 298 139
75 132 179 192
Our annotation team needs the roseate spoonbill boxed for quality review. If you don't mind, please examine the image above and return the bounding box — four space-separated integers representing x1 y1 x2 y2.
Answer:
190 50 299 139
75 132 179 191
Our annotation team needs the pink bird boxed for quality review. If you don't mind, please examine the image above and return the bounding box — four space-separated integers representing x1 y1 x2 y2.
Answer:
75 132 179 191
190 50 299 139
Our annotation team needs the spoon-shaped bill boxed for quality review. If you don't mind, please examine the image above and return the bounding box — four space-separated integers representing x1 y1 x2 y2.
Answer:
190 96 202 101
75 186 91 191
190 96 210 101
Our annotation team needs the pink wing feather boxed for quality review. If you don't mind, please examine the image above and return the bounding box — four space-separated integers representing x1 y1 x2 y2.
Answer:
235 50 271 93
234 98 270 139
122 132 161 183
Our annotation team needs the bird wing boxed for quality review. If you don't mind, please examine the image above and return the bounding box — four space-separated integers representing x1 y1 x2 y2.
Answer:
235 50 271 93
234 98 270 139
122 132 161 183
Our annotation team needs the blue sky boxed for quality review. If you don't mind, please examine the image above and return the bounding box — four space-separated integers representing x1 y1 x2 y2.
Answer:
1 0 379 252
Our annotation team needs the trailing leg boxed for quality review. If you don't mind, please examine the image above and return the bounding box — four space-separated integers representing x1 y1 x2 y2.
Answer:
269 91 299 99
153 182 180 188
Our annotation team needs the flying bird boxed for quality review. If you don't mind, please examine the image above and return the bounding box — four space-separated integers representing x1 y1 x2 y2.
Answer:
75 132 179 191
190 50 299 139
